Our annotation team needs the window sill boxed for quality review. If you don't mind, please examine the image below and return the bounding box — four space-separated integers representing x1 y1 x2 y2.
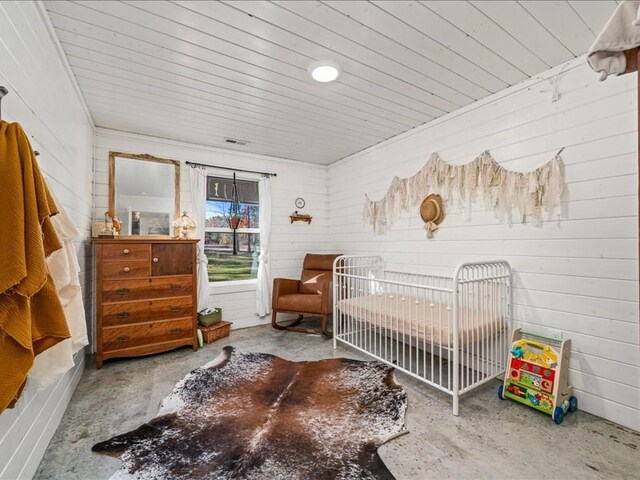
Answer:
208 279 257 295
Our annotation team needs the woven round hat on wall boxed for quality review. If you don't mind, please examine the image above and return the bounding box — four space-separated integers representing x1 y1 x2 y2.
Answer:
419 194 445 225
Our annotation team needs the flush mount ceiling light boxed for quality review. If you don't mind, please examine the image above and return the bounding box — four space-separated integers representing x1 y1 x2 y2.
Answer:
308 60 341 82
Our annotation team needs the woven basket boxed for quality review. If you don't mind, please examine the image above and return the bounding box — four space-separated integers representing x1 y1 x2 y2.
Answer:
198 307 222 327
200 321 231 344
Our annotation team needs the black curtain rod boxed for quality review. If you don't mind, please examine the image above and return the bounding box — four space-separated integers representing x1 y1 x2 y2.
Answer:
186 160 276 177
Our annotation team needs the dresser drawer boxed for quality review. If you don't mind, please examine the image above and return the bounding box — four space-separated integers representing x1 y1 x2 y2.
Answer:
102 276 193 302
103 318 193 352
102 297 193 327
102 243 150 262
102 261 150 279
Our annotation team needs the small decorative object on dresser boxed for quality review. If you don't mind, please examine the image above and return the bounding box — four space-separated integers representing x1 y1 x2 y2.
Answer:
94 238 199 368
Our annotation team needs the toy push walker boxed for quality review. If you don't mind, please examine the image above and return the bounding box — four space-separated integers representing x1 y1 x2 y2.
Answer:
498 329 578 425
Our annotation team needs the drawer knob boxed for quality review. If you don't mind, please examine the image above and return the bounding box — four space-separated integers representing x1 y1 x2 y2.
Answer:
153 257 159 263
170 284 181 291
116 288 130 295
170 306 181 313
170 328 183 335
123 267 131 273
116 335 130 342
123 249 130 255
117 312 130 319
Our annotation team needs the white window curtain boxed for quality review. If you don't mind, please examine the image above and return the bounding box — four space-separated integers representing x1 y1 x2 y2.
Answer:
256 176 272 317
189 165 210 312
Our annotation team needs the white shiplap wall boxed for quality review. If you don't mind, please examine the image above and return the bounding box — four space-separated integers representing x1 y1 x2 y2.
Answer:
0 2 94 478
93 128 328 331
327 57 639 431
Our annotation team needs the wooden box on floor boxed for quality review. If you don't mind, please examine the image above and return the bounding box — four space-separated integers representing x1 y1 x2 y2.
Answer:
200 321 232 344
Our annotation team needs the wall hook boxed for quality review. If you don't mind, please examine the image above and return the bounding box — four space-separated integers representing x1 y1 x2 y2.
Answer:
0 86 8 119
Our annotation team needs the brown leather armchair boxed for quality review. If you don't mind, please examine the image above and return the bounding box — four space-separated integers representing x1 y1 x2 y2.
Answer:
271 253 341 336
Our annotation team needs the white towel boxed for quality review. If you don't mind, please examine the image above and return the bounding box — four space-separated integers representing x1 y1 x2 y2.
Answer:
587 1 640 81
29 187 89 388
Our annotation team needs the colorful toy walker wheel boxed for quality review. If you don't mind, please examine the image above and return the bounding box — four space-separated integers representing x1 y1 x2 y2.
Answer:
497 385 505 400
553 406 565 425
569 396 578 413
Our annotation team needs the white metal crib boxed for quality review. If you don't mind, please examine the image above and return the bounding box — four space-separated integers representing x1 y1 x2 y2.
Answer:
332 255 512 415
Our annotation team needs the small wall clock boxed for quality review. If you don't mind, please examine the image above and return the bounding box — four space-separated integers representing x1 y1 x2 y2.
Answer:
295 197 305 209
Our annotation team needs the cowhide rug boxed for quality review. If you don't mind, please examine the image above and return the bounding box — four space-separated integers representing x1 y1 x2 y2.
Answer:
92 346 407 480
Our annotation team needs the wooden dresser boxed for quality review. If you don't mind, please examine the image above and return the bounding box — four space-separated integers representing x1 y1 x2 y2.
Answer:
94 238 199 368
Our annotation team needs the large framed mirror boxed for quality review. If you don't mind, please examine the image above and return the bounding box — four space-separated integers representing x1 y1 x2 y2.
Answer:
108 152 180 237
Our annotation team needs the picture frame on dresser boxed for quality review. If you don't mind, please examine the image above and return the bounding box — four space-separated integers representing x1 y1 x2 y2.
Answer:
94 238 199 368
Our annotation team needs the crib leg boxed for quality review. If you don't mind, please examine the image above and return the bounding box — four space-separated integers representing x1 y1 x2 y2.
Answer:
453 392 459 416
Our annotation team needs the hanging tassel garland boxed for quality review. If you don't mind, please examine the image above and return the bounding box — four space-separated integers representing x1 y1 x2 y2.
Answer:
362 151 565 234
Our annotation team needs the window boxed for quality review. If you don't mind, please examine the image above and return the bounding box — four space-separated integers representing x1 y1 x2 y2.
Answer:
204 175 259 282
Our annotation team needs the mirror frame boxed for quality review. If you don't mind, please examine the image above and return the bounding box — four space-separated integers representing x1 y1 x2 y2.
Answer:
108 151 180 238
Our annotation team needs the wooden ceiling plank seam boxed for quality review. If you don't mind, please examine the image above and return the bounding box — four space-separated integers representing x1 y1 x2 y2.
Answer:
518 0 596 56
50 3 430 128
421 1 550 76
165 0 452 117
361 0 503 93
466 1 555 69
53 26 391 144
127 0 439 123
62 44 418 141
471 0 575 67
68 58 403 142
284 0 489 100
78 81 372 154
216 0 463 111
567 1 619 39
375 1 521 87
91 111 347 164
63 44 407 139
86 101 350 159
71 68 391 144
76 80 376 151
89 103 351 160
53 3 428 129
82 92 372 157
359 0 501 93
143 0 456 115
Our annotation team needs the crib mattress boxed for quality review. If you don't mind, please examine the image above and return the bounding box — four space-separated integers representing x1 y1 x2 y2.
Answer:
336 295 504 347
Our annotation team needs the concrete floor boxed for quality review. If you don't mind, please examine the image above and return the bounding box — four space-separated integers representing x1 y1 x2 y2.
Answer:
35 323 639 480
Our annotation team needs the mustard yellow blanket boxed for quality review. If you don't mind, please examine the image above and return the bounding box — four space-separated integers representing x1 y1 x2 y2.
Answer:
0 120 69 413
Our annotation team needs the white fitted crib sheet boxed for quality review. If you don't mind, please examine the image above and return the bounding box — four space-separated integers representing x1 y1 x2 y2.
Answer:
337 294 504 347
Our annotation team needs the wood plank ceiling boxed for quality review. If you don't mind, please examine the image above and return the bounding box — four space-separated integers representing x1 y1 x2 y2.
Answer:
43 0 619 165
